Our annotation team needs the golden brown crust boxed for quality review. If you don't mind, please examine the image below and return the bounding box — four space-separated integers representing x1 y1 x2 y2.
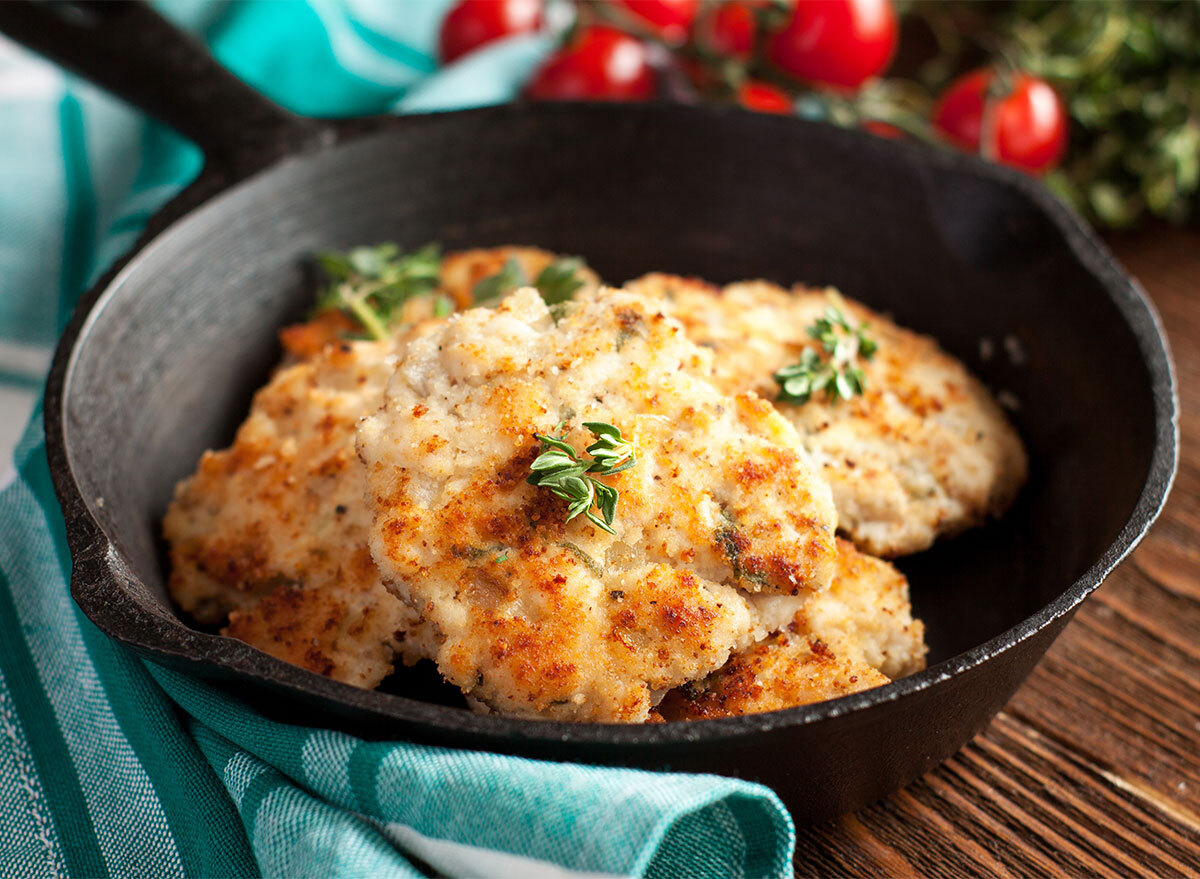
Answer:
279 310 360 361
163 335 435 689
165 247 597 690
222 546 404 685
766 538 926 678
622 274 1028 557
659 539 925 720
358 287 839 721
656 633 889 720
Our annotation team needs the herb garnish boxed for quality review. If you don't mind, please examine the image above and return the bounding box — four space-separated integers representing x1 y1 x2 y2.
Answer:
583 422 637 475
472 256 588 306
774 296 877 405
527 422 635 534
315 245 588 338
315 243 442 340
533 258 588 304
558 541 605 577
472 257 527 304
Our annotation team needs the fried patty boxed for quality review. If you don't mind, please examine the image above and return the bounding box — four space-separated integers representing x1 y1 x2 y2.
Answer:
749 539 926 678
163 336 436 689
622 274 1028 557
655 634 889 721
657 540 924 720
357 286 840 721
166 247 592 689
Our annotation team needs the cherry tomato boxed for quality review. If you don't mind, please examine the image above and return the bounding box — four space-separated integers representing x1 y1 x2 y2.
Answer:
615 0 699 44
933 68 1068 174
985 75 1069 173
694 2 757 59
524 25 656 101
766 0 897 91
930 68 990 150
738 81 792 114
439 0 542 64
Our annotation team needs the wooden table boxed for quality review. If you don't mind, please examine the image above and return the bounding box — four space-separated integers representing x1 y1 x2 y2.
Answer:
793 227 1200 878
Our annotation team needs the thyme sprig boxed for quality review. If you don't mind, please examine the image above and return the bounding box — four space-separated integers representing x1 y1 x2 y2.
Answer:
473 256 588 305
315 245 589 339
774 296 877 405
315 243 442 340
534 258 589 304
583 422 637 475
471 257 527 304
527 422 635 534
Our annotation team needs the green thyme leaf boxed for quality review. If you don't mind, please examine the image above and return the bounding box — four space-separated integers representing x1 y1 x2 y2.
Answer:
349 243 399 278
716 526 769 586
582 421 636 475
535 257 587 304
548 301 574 324
774 296 876 405
557 541 605 577
526 422 635 534
314 242 443 340
530 434 581 461
473 258 528 304
314 251 354 280
473 256 590 307
591 481 619 527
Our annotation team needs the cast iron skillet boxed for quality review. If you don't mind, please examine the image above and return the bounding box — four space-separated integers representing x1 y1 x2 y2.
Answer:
2 2 1176 823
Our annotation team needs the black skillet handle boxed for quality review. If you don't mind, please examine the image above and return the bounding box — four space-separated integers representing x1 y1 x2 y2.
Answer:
0 0 333 176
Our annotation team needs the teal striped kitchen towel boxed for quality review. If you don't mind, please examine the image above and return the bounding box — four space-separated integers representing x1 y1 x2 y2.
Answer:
0 2 795 876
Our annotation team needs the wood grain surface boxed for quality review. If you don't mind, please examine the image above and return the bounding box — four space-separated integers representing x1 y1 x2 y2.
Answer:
793 227 1200 878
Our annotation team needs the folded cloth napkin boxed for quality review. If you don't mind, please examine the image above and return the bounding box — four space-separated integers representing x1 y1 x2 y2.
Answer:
0 2 796 876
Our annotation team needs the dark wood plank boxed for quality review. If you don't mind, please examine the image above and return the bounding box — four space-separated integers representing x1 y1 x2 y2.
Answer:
794 226 1200 877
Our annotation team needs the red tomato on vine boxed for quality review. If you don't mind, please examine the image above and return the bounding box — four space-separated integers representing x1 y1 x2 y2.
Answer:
693 2 757 59
615 0 699 44
439 0 542 64
766 0 897 90
524 25 656 101
933 68 1068 174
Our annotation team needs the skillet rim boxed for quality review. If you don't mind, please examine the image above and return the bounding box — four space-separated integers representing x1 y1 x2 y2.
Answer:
44 102 1179 745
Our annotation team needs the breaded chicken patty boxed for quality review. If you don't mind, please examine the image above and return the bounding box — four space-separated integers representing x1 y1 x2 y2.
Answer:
167 247 597 690
657 541 924 720
749 539 926 679
623 274 1027 557
357 287 840 722
164 336 436 689
655 634 889 721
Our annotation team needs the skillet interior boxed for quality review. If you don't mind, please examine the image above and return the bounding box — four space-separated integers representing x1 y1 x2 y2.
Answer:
52 104 1174 821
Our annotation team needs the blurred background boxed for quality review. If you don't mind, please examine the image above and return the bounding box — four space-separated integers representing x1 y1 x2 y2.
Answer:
1 0 1197 478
